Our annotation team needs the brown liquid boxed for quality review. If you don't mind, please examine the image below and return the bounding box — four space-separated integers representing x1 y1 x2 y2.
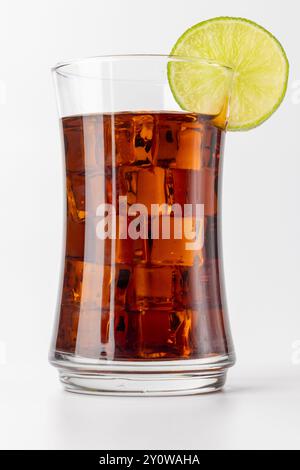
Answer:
53 112 233 361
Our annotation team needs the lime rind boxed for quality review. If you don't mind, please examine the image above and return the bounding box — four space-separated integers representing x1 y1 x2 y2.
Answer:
168 17 289 131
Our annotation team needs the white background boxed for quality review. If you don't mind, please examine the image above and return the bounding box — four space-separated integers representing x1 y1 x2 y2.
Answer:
0 0 300 450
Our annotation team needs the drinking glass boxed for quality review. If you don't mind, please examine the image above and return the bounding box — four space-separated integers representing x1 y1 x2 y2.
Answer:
49 55 235 395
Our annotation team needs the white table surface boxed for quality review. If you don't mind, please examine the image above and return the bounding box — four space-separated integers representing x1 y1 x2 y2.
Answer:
0 362 299 450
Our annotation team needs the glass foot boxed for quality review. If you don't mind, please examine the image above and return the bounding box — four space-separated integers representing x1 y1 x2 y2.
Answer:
59 370 227 396
51 352 234 396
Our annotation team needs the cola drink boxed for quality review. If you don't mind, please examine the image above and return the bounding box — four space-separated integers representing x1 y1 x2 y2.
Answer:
52 111 233 362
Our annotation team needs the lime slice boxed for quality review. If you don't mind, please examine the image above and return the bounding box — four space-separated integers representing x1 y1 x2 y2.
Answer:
168 17 289 130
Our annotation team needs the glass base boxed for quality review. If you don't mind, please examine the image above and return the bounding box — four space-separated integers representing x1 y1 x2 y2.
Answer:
50 352 235 396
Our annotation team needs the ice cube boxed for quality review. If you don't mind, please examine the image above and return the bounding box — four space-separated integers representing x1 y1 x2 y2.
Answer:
113 308 130 358
100 309 110 346
137 310 174 356
198 168 217 216
136 167 166 212
165 169 187 207
189 306 228 356
75 306 103 358
67 170 113 224
115 235 134 264
165 169 175 206
83 114 109 173
115 267 131 308
67 169 115 223
56 303 80 353
63 116 85 173
130 265 174 309
119 308 193 359
202 124 222 169
115 116 135 166
166 168 217 216
172 267 188 309
117 166 138 207
150 216 204 266
85 215 149 265
85 170 111 218
61 258 83 304
121 309 172 359
116 225 149 264
84 216 112 264
132 114 156 165
178 255 223 311
116 114 157 166
120 310 143 357
169 309 192 357
67 173 85 222
80 263 112 310
63 115 108 174
66 213 84 259
178 263 207 309
156 116 181 167
176 123 203 170
116 267 131 289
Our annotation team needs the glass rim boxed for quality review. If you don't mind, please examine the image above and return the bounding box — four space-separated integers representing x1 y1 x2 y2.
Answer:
52 53 233 77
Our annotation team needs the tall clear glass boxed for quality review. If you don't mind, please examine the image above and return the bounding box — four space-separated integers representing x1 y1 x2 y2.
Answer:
49 55 235 395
